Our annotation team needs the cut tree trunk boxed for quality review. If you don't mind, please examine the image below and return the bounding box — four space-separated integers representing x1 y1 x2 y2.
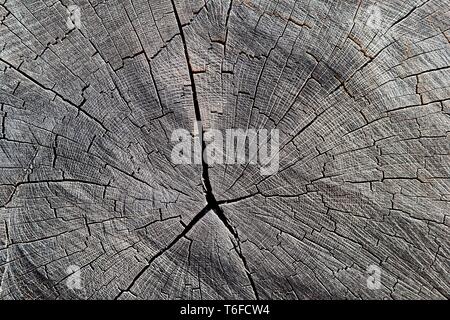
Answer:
0 0 449 300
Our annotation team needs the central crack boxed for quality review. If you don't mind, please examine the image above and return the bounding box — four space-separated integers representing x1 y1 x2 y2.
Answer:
116 1 259 300
170 0 260 300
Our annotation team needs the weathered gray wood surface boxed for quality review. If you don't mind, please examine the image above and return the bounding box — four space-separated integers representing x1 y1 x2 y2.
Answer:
0 0 449 299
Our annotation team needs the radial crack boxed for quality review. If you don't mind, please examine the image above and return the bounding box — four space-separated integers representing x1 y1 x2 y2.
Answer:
114 205 211 299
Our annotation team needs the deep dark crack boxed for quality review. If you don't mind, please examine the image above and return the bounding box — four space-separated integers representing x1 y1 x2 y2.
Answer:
170 0 260 300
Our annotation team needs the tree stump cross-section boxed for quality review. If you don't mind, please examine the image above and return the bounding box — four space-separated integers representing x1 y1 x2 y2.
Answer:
0 0 449 299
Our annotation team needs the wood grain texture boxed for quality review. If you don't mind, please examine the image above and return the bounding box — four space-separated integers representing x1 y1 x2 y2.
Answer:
0 0 449 299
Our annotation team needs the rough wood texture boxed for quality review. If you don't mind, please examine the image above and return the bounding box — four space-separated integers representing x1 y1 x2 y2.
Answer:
0 0 449 300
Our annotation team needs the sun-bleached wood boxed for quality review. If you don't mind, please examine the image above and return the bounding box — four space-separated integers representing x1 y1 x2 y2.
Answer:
0 0 449 299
